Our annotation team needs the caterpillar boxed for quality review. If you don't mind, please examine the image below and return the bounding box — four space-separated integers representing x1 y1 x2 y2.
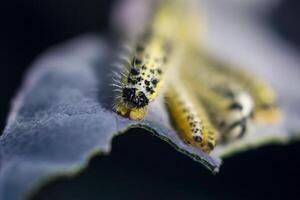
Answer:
181 51 254 143
111 0 282 156
113 0 191 120
158 0 280 124
113 32 173 120
165 82 219 153
197 52 281 124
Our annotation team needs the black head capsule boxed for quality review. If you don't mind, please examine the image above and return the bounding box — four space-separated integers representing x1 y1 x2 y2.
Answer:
228 102 243 110
122 87 149 108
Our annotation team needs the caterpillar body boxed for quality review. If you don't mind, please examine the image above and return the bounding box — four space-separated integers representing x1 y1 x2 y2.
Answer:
165 82 219 153
198 52 281 124
114 33 173 120
151 0 205 47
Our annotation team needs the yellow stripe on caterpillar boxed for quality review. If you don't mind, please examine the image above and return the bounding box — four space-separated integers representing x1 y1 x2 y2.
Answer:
165 82 219 153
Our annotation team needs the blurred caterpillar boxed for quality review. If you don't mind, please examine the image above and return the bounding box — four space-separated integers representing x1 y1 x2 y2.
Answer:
165 82 219 153
197 52 281 124
181 51 254 143
190 82 253 143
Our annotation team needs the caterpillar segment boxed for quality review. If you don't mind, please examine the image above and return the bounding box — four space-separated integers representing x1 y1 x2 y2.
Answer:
113 33 174 120
198 52 281 124
151 0 206 47
165 82 219 153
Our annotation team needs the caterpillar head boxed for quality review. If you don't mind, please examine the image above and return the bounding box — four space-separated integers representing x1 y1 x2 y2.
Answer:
114 87 149 121
122 87 149 108
221 90 254 142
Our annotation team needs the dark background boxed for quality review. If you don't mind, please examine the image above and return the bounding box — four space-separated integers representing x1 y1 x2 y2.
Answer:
1 0 300 199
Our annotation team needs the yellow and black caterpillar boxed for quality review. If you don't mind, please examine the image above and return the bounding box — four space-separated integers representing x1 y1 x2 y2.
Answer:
113 0 206 120
113 33 173 120
181 51 254 143
112 0 281 154
165 82 219 153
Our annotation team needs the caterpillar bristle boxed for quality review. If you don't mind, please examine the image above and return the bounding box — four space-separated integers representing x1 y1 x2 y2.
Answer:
121 43 134 54
111 63 125 71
